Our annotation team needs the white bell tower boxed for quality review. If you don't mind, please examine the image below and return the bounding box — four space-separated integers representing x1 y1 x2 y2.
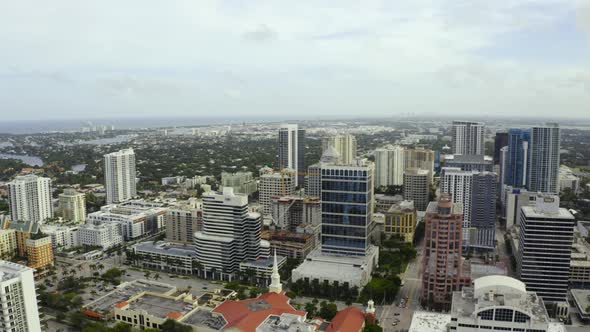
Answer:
269 250 282 294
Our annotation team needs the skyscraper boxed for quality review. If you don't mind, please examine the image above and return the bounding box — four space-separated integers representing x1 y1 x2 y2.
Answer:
58 188 86 223
493 132 509 164
528 123 560 194
421 194 468 310
8 175 53 223
517 194 574 305
322 134 357 165
403 168 430 212
451 121 485 156
278 124 305 186
0 261 42 331
104 148 137 204
404 148 435 178
374 145 405 187
321 159 374 256
194 188 266 279
505 128 530 188
259 168 296 216
439 168 497 248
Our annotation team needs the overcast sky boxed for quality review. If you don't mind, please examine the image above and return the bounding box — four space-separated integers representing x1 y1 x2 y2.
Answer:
1 0 589 121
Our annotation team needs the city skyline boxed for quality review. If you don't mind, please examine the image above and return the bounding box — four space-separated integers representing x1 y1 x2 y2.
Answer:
1 1 589 121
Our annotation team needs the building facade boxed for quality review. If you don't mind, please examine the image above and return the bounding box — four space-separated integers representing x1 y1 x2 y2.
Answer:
259 169 296 216
403 168 430 212
451 121 485 156
78 223 124 249
528 123 560 194
505 128 530 189
58 188 86 223
25 236 54 270
321 159 374 257
104 148 137 204
404 148 435 178
278 124 305 186
0 229 17 259
8 175 52 223
322 134 357 165
374 145 405 187
165 205 201 245
517 194 574 305
383 200 417 243
221 171 257 195
194 188 267 279
421 194 468 310
0 261 42 332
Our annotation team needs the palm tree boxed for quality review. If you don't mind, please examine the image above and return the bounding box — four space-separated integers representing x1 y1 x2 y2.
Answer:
97 263 105 272
153 273 160 281
89 264 96 271
144 271 151 280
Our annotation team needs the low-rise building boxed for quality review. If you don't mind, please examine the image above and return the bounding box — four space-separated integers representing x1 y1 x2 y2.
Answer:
78 223 123 249
265 231 316 260
26 235 54 270
560 165 580 193
88 200 168 240
129 241 198 275
570 289 590 322
374 194 403 213
383 200 416 243
239 255 287 287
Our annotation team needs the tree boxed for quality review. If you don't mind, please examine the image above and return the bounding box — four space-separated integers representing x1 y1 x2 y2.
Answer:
144 271 151 280
304 302 317 317
318 302 338 320
153 273 160 281
363 323 383 332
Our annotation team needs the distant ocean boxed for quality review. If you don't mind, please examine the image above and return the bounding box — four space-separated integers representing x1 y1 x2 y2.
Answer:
0 116 294 135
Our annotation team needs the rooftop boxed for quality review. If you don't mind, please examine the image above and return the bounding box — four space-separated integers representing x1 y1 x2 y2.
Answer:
258 313 311 332
128 294 196 319
133 241 198 258
409 311 451 332
570 289 590 318
0 261 32 282
325 307 365 332
181 308 227 329
445 154 493 164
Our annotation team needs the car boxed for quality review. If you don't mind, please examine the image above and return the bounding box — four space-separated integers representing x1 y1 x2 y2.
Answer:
202 286 208 289
126 274 131 276
394 313 401 316
392 322 397 326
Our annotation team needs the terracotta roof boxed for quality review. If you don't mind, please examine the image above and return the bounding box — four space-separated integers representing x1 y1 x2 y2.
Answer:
115 301 129 309
213 292 306 332
81 310 102 319
167 312 183 319
326 307 365 332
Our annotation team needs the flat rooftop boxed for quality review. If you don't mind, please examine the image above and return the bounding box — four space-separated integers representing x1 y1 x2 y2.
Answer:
129 294 194 318
258 314 310 332
570 289 590 318
133 241 198 258
409 311 451 332
181 308 227 329
84 279 176 314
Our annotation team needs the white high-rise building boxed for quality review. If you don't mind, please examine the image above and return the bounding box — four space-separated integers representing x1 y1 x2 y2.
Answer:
374 145 405 188
528 123 560 194
322 134 357 165
8 175 52 223
194 188 268 279
58 188 86 223
278 124 305 186
451 121 485 156
104 148 137 204
0 261 42 332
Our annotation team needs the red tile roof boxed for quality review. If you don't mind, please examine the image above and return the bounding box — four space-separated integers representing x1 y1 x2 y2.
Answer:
326 307 365 332
115 301 129 309
213 292 306 332
167 312 183 319
81 310 103 319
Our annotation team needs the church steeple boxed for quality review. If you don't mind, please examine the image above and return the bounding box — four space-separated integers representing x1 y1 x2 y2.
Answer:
269 250 282 293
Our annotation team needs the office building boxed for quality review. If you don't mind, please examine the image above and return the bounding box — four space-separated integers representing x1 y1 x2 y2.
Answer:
322 134 357 165
0 261 42 332
305 163 322 198
449 276 554 332
165 204 201 245
58 188 86 223
498 146 508 193
493 131 509 164
527 123 560 194
469 173 497 249
404 148 435 180
8 175 52 223
451 121 485 156
277 124 305 186
25 235 54 270
259 168 295 216
374 194 403 213
221 171 257 195
383 200 417 243
129 241 198 275
78 223 123 249
421 194 469 310
503 187 536 228
559 165 580 193
517 194 574 305
104 148 137 204
87 200 167 240
194 188 267 280
321 159 374 256
374 145 405 187
403 168 430 212
0 229 17 259
505 128 531 188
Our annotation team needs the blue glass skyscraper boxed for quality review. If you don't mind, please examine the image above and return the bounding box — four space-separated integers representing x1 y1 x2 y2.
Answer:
505 129 530 188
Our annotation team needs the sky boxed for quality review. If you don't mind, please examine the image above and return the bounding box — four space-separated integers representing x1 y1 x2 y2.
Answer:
0 0 589 121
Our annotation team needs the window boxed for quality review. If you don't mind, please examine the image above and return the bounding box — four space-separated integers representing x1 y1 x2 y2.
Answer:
494 309 514 322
